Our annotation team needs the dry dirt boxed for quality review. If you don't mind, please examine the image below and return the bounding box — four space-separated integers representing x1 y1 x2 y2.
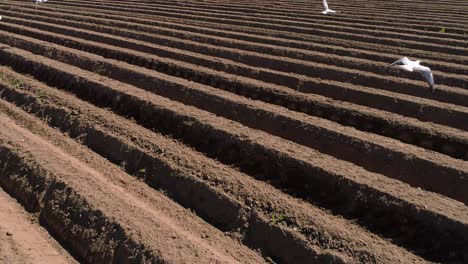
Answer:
0 188 76 264
0 0 467 263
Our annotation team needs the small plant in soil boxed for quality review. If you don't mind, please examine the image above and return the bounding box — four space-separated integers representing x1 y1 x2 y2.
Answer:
439 27 446 33
9 78 23 89
138 168 146 174
36 90 47 99
158 188 168 196
270 212 285 225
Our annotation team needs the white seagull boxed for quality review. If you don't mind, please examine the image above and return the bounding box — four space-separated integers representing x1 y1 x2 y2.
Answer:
322 0 337 14
389 57 435 92
35 0 47 8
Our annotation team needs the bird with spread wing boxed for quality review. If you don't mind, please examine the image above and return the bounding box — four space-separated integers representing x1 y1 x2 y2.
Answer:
389 57 435 92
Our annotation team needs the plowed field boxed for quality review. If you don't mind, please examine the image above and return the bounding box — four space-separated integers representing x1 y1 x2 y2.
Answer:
0 0 467 263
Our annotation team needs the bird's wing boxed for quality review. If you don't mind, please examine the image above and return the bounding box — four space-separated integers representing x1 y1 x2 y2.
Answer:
414 66 434 88
399 65 414 72
323 0 329 10
390 57 410 66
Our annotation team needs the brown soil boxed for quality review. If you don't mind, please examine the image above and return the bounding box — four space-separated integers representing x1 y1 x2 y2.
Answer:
0 187 76 264
0 0 467 263
0 101 266 264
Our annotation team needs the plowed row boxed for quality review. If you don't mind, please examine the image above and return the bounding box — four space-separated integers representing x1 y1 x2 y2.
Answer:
0 0 467 263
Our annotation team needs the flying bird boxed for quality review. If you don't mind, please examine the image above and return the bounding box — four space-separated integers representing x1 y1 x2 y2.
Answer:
389 57 435 92
35 0 47 8
322 0 337 14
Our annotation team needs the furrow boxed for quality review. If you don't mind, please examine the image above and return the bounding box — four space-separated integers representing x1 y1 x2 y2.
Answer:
5 3 468 70
2 30 467 202
2 1 467 262
69 0 468 43
2 23 468 163
153 14 468 66
0 45 467 263
0 187 75 264
81 1 466 35
124 0 468 26
105 0 468 36
1 4 468 88
0 67 427 264
4 3 468 79
35 0 468 56
3 7 467 108
0 107 266 264
50 0 468 32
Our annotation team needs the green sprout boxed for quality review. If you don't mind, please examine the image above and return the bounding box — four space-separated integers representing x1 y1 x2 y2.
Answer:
270 212 285 225
9 78 22 89
36 90 47 98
